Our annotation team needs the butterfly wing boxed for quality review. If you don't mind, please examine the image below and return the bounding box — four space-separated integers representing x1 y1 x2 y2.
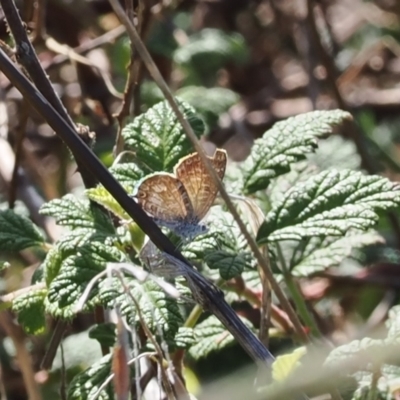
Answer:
136 173 193 223
175 149 227 221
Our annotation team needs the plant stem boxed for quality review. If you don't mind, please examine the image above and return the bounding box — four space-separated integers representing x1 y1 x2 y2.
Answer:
184 305 203 328
367 370 380 400
276 244 321 338
283 271 320 338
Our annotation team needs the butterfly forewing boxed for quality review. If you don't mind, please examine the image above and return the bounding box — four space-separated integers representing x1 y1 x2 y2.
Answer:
175 149 227 221
136 174 192 222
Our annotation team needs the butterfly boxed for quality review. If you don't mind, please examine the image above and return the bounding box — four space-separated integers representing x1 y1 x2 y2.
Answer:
135 149 227 239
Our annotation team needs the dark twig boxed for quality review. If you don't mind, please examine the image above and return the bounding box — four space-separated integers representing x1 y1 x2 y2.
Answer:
41 320 68 370
159 250 275 368
0 312 41 400
44 25 126 70
0 0 74 128
114 0 145 155
9 100 28 208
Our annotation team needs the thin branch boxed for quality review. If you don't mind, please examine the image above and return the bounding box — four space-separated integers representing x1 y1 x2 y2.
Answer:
0 0 74 128
0 312 41 400
9 100 28 208
114 0 145 155
44 25 126 70
32 0 47 43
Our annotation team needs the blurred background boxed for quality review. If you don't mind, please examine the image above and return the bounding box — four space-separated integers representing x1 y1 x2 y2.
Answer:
1 0 400 398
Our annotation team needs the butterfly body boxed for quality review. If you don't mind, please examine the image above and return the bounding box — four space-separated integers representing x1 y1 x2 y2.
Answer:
135 149 227 239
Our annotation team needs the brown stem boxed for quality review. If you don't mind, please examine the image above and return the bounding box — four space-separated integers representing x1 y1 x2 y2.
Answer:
0 0 75 128
9 100 28 209
0 312 41 400
32 0 47 43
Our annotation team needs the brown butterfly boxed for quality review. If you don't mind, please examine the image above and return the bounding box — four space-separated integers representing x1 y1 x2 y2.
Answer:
135 149 227 239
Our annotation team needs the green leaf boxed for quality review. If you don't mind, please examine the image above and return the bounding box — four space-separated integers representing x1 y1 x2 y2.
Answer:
386 305 400 339
40 194 115 234
176 86 239 128
12 288 47 335
189 315 255 359
257 170 400 244
351 382 390 400
0 209 44 251
99 279 183 340
67 354 113 400
172 327 196 349
109 162 144 187
47 242 123 310
86 186 130 221
122 99 205 172
44 297 75 320
184 208 251 280
327 307 400 400
272 347 307 382
89 323 116 348
308 135 361 171
290 232 384 277
146 19 178 58
173 29 248 75
325 338 387 373
40 195 116 250
242 110 352 194
205 251 249 280
42 245 68 286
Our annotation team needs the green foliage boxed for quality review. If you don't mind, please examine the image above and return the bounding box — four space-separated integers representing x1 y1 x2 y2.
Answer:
40 194 116 249
89 323 116 348
173 327 196 349
174 28 248 83
42 245 66 286
12 288 47 335
257 170 400 244
98 278 183 341
242 110 352 194
176 86 239 128
272 347 307 382
146 19 179 58
122 99 205 173
109 162 144 188
0 209 44 251
40 194 115 232
189 315 255 359
67 354 113 400
324 305 400 399
184 208 251 279
47 242 123 310
86 186 131 221
288 232 384 277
